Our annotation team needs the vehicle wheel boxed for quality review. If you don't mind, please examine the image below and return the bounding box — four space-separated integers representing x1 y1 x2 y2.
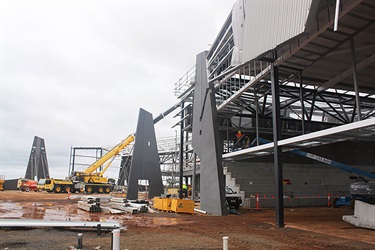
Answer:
97 187 104 194
54 185 62 193
64 186 71 193
25 187 30 192
86 186 94 194
332 198 339 208
104 187 111 194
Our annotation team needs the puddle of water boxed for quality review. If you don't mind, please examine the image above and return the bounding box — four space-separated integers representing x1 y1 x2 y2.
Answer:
0 200 185 226
0 203 24 218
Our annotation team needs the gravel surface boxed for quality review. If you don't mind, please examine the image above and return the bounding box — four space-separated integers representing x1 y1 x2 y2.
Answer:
1 191 374 250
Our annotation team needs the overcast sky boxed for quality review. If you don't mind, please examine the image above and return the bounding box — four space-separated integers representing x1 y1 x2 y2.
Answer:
1 0 236 180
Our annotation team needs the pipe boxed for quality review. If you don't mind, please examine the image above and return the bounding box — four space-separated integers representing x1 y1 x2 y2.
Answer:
192 153 197 201
334 0 340 31
194 208 207 214
0 219 120 229
223 236 229 250
77 233 83 250
97 224 102 236
112 229 121 250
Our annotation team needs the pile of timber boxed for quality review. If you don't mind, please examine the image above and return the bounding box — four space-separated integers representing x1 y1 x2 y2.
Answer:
78 196 101 212
110 198 149 214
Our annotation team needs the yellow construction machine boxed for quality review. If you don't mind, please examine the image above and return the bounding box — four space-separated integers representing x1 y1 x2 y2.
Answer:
0 175 5 191
40 134 135 194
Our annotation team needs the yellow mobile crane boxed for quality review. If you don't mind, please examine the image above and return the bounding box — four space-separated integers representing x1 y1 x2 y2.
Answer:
70 134 135 193
40 102 180 194
41 134 135 194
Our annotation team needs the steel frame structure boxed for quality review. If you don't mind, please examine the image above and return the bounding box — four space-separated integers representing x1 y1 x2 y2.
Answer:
172 0 374 225
211 0 375 227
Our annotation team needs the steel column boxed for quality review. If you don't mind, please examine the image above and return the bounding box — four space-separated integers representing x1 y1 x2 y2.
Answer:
192 153 196 201
270 52 284 228
255 93 260 145
226 118 230 152
68 147 76 176
350 37 362 121
299 71 306 134
179 101 185 199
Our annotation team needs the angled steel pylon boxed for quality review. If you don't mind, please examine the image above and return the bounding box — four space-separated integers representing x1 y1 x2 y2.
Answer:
25 136 50 180
126 108 164 200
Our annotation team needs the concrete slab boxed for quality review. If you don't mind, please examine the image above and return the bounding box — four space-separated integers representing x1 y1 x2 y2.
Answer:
342 200 375 230
342 215 375 230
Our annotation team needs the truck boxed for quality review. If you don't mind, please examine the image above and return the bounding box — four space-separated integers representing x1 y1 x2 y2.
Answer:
225 186 242 209
17 178 38 192
38 178 76 193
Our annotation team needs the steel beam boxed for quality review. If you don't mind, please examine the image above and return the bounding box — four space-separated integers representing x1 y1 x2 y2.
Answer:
179 101 185 199
223 118 375 159
299 72 306 134
350 37 362 121
270 53 284 228
0 220 120 229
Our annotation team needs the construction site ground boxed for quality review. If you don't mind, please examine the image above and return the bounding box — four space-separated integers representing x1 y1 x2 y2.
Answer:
0 191 374 250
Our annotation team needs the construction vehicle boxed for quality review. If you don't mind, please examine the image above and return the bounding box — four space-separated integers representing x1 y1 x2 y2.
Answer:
38 178 77 193
350 181 375 204
68 135 136 194
17 178 38 192
256 137 375 207
225 186 242 209
39 134 135 194
40 102 181 194
0 175 5 191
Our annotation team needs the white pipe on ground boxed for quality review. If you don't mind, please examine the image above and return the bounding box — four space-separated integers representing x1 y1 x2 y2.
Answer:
112 229 121 250
194 208 207 214
223 236 229 250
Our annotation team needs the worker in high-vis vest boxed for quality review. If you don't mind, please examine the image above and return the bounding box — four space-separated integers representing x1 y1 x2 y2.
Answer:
182 184 188 197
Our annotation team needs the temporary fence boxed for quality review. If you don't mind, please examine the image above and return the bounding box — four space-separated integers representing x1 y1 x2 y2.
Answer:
252 193 348 209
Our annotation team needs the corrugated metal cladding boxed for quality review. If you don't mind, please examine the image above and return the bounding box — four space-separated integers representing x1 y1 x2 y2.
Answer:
241 0 313 62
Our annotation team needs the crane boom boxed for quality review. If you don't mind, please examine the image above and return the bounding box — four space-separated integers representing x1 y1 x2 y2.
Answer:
83 101 181 176
82 134 135 175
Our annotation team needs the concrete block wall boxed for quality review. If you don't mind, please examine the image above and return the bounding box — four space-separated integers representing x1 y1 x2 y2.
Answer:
224 161 373 208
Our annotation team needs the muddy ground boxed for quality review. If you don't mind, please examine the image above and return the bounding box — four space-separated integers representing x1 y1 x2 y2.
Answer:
0 191 374 250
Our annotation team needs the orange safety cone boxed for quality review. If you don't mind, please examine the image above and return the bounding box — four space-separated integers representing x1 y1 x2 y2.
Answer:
256 193 259 210
67 191 71 200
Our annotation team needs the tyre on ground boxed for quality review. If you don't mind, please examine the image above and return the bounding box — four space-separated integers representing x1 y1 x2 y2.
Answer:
85 186 94 194
97 186 104 194
54 185 62 193
64 185 72 193
104 187 111 194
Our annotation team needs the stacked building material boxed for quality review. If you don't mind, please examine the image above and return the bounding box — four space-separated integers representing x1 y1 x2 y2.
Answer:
128 200 149 213
110 197 138 214
78 196 101 212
